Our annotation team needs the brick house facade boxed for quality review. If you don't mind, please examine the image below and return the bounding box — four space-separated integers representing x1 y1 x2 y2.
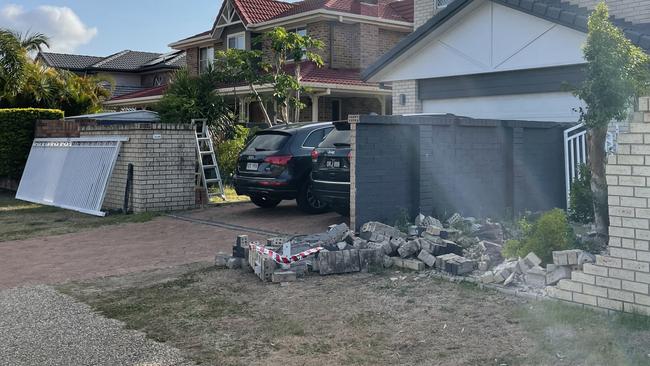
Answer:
169 0 414 124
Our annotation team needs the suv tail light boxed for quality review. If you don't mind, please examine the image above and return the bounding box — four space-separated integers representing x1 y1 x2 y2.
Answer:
347 151 352 160
264 155 292 166
311 149 319 163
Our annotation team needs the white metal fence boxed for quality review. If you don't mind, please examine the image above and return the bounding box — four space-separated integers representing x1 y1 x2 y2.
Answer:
16 137 127 216
564 123 587 208
436 0 455 9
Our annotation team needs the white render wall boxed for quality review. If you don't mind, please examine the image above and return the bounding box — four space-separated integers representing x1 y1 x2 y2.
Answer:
421 91 585 122
374 1 587 83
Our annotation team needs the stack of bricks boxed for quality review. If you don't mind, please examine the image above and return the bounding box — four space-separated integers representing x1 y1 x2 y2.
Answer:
547 97 650 315
80 123 197 213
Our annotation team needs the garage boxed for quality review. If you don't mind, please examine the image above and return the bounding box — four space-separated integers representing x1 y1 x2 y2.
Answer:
362 0 650 121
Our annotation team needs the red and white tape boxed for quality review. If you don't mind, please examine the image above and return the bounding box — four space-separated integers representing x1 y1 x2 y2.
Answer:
249 242 323 264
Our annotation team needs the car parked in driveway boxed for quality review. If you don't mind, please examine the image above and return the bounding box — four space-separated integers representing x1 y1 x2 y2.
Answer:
310 121 351 216
233 122 334 213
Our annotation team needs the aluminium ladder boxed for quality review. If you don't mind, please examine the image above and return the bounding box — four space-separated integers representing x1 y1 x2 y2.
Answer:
192 119 226 202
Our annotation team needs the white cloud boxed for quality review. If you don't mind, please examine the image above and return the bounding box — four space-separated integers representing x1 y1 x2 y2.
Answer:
0 4 97 53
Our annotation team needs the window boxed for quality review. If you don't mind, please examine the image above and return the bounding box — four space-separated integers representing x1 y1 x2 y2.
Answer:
199 46 214 74
303 127 333 148
331 100 342 121
294 27 307 37
436 0 454 9
227 33 245 50
245 132 290 152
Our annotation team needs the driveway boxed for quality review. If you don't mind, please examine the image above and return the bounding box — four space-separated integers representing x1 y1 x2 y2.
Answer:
0 201 346 289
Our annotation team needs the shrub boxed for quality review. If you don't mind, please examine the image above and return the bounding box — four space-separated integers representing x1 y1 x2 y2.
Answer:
569 164 595 224
502 209 575 264
216 125 250 184
0 108 64 179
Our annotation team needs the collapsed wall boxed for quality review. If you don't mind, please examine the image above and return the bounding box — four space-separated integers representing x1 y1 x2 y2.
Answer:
547 97 650 315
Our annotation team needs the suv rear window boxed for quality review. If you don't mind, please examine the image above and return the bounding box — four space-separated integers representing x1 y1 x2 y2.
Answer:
319 129 350 148
245 132 290 152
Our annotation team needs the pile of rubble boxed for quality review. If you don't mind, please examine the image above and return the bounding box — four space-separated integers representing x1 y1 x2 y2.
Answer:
217 213 596 293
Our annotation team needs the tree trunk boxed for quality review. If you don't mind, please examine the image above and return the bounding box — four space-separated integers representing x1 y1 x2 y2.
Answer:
588 125 610 243
294 63 301 123
248 84 272 128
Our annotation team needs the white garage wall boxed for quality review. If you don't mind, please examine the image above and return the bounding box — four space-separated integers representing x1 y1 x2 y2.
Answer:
421 92 585 122
374 1 587 83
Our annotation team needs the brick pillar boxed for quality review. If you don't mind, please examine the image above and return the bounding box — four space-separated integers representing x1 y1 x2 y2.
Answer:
547 97 650 315
414 0 435 29
349 114 359 230
419 124 434 215
392 80 422 115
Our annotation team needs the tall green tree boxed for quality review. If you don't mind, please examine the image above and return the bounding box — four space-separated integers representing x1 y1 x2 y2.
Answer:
258 27 324 123
214 48 273 127
573 3 650 241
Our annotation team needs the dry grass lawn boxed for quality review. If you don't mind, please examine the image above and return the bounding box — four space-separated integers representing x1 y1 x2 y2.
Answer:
0 189 158 242
58 263 650 366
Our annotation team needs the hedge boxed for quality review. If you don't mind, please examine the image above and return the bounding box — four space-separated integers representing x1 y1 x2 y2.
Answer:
0 108 64 180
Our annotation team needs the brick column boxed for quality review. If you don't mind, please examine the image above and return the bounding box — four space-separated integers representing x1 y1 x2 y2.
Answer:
547 97 650 315
349 114 359 231
392 80 422 115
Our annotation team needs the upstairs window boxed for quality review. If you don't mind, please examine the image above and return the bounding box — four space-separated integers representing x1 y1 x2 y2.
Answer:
199 46 214 74
227 32 246 50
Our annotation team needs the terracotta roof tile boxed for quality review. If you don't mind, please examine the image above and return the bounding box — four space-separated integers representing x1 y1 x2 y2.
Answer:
233 0 295 24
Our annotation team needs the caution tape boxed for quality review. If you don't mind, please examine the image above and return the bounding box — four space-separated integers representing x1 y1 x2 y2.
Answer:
249 242 323 264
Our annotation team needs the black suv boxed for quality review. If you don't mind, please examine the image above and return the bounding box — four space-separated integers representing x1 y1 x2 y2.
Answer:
233 122 334 213
311 121 351 216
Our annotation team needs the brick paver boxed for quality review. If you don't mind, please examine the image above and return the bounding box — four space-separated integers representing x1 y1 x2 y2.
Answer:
0 202 345 289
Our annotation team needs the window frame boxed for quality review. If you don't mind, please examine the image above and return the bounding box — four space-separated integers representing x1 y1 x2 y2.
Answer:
199 46 214 74
226 32 246 50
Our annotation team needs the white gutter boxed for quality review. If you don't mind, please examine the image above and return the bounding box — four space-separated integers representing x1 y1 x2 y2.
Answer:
215 82 391 95
169 34 213 49
103 95 163 106
249 10 412 31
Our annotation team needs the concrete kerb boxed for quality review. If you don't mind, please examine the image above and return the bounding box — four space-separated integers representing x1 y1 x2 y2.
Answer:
167 213 287 237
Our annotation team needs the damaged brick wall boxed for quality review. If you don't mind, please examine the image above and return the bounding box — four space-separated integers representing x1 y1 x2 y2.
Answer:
350 114 567 230
547 97 650 315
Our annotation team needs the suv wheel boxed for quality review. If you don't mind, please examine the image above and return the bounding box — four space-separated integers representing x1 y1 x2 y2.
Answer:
297 181 329 214
250 195 281 208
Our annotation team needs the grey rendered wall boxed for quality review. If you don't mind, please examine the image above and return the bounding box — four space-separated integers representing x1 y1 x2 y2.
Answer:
350 114 569 230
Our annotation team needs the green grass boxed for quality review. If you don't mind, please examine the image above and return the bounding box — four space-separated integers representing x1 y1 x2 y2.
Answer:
0 189 159 242
516 301 650 365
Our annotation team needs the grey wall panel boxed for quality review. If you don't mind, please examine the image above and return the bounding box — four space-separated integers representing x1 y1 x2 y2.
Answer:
352 114 569 230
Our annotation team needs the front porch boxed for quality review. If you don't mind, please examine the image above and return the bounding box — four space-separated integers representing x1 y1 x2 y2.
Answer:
221 84 392 125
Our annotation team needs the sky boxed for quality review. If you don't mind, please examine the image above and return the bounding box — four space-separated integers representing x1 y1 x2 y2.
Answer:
0 0 222 55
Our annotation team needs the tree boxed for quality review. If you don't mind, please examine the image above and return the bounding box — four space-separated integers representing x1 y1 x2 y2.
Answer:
258 27 324 123
573 3 650 241
156 68 235 140
213 48 273 127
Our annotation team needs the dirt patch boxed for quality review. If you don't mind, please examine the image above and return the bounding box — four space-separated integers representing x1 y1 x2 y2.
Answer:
59 264 535 366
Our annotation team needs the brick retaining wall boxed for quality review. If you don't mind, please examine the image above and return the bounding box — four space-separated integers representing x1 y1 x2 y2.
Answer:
80 123 196 213
547 97 650 315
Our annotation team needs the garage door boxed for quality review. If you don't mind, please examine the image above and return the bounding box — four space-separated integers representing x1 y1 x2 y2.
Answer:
421 91 584 122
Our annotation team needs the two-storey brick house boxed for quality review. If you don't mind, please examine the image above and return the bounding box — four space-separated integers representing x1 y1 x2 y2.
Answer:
168 0 414 123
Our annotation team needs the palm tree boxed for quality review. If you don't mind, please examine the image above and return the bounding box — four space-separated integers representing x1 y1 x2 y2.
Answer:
0 29 50 98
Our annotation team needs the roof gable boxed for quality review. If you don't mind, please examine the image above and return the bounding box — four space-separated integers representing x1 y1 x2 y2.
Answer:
363 0 650 81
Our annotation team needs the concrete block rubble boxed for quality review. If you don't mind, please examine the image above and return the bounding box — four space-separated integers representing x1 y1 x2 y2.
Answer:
215 213 595 293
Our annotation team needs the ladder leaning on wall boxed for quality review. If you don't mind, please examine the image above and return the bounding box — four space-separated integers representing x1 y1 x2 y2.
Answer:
192 118 226 202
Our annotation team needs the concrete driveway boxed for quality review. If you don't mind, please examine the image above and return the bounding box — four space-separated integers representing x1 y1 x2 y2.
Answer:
0 201 346 289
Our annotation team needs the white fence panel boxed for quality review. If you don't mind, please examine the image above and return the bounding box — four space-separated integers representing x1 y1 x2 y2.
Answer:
564 123 587 209
16 137 127 216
